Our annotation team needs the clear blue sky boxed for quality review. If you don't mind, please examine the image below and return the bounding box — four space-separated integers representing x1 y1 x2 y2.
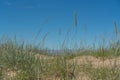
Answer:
0 0 120 49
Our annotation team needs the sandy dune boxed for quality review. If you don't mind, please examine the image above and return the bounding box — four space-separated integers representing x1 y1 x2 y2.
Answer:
68 56 120 68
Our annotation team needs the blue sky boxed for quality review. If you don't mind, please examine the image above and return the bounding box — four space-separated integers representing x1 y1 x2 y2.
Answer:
0 0 120 49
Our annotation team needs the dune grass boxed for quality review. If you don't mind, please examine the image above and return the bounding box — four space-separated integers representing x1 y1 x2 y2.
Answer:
0 21 120 80
0 33 119 80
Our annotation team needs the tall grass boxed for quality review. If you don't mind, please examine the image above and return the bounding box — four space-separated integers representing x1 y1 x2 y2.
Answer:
0 20 120 80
